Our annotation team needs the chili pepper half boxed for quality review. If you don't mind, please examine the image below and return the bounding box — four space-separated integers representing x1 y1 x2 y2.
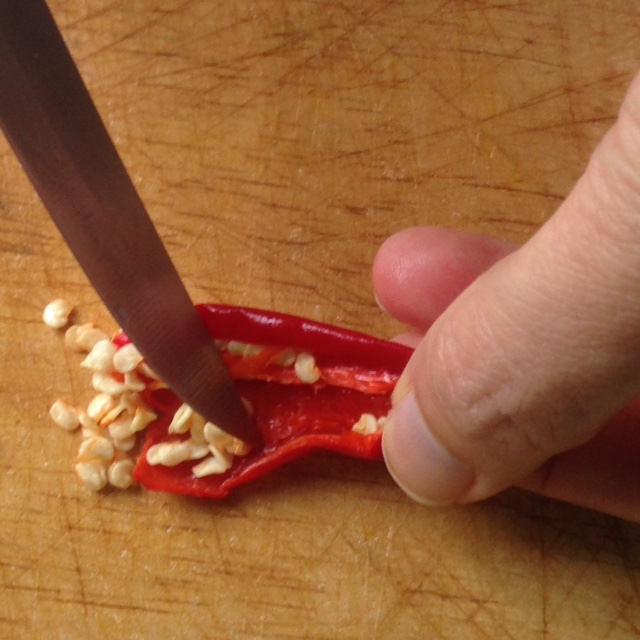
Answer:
118 304 412 499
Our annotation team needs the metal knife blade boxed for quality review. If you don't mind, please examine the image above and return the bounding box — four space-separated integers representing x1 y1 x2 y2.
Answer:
0 0 260 446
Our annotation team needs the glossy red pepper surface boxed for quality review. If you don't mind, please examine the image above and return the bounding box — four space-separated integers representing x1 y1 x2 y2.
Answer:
126 304 412 498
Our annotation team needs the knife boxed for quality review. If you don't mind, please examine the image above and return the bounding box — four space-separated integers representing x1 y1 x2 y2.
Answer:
0 0 260 446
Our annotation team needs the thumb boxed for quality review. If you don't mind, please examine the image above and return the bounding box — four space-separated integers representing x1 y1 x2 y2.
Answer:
382 70 640 506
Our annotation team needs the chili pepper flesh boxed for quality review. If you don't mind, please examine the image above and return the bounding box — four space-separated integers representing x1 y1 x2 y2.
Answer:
118 304 413 498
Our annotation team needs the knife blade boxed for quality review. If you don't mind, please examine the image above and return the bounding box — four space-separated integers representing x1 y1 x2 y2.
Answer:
0 0 260 446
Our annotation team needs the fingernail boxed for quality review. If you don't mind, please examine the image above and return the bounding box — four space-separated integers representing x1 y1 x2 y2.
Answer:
391 371 411 407
382 392 474 505
373 292 388 314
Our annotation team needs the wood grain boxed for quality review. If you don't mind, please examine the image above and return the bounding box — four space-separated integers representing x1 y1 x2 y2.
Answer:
1 1 640 638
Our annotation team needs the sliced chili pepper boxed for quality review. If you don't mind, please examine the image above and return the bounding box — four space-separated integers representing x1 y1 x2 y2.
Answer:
121 304 412 498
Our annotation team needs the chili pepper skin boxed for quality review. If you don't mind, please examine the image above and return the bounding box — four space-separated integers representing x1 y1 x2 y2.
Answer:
130 304 413 498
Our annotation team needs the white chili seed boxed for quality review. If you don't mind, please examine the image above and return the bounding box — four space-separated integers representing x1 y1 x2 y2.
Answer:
274 348 297 367
108 459 135 489
64 324 86 351
73 322 109 353
294 352 321 384
192 454 230 478
130 406 157 433
49 400 81 431
81 339 117 372
65 323 110 352
98 403 128 427
123 372 146 392
87 393 116 422
189 441 211 460
352 413 379 435
203 422 251 456
189 416 206 444
203 421 224 446
231 440 252 456
43 298 73 329
147 442 176 466
112 436 136 452
78 436 115 462
227 340 248 357
242 344 263 358
119 391 143 412
92 372 127 395
168 403 193 435
78 412 100 437
113 343 143 374
146 440 208 467
75 460 108 492
108 415 136 440
209 444 234 468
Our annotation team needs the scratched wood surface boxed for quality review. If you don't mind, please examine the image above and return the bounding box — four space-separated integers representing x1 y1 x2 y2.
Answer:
1 1 640 638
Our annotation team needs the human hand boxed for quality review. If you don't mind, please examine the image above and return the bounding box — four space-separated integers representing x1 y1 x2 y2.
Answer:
373 71 640 523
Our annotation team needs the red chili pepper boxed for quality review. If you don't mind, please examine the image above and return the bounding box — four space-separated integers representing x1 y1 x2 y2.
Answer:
123 304 412 498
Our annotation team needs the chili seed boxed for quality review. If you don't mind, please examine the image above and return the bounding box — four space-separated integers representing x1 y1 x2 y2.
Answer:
294 352 321 384
81 339 117 372
352 413 379 435
242 344 263 358
168 403 193 434
108 459 135 489
98 403 128 427
204 422 251 456
146 440 209 467
49 400 81 431
113 343 143 374
192 453 231 477
203 421 223 446
64 323 109 352
130 406 157 433
112 435 136 452
78 412 100 437
123 372 146 392
43 298 73 329
92 372 127 395
75 460 108 492
78 436 115 462
108 415 136 441
274 348 297 367
87 393 116 422
226 341 248 356
189 416 206 444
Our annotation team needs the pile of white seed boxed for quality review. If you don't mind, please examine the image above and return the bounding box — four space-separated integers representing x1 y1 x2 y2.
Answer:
43 299 385 494
44 299 160 491
44 299 254 492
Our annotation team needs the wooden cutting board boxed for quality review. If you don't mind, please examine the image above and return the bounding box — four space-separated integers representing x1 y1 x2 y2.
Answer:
1 1 640 638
